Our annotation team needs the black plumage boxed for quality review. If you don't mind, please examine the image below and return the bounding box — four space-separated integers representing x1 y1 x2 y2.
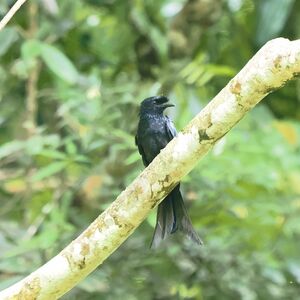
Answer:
135 95 202 248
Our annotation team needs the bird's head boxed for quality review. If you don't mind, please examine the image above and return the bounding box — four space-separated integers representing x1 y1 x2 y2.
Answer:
140 96 174 115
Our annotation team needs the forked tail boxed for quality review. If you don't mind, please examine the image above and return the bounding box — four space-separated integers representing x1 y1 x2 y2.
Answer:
150 185 203 248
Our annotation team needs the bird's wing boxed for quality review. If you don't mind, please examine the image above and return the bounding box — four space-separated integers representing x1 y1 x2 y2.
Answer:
165 116 177 141
135 134 149 166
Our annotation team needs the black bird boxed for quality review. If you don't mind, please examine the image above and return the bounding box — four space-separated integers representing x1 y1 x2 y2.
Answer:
135 95 202 248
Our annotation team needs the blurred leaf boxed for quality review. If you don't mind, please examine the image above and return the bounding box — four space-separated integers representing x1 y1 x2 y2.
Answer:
231 205 249 219
149 26 168 62
25 135 61 156
3 179 26 193
41 0 59 15
288 172 300 194
206 64 236 77
31 161 68 182
288 263 300 283
38 149 67 160
3 226 59 258
65 140 77 155
0 27 18 56
181 58 235 86
27 191 52 222
124 151 140 165
0 141 24 159
73 155 90 163
256 0 295 45
263 267 286 285
273 121 298 145
171 284 202 299
131 6 167 62
40 43 79 84
0 242 33 266
112 129 136 147
21 39 42 67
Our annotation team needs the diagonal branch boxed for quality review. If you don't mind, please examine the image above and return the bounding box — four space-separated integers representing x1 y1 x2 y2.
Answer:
0 38 300 300
0 0 28 31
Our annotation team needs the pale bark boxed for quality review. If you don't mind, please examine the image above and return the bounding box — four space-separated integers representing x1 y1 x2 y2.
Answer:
0 0 28 31
0 38 299 299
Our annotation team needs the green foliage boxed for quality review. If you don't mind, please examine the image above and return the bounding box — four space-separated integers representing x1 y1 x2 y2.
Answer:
0 0 300 299
255 0 296 45
40 43 80 84
0 27 19 56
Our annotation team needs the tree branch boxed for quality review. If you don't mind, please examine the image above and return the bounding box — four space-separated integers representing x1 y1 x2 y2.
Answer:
0 0 28 31
0 38 299 299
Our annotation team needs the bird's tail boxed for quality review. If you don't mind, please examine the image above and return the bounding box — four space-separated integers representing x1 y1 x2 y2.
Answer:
150 186 203 248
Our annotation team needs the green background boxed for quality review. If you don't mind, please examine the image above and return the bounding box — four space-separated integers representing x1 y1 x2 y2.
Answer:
0 0 300 299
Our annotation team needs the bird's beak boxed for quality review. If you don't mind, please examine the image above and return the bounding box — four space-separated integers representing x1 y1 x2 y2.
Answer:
160 103 175 109
154 96 175 109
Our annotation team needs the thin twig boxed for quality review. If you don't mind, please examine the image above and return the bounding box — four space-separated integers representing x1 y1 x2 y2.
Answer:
0 0 28 31
25 1 39 136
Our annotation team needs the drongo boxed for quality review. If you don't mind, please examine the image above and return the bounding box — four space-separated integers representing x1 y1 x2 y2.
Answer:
135 95 202 248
